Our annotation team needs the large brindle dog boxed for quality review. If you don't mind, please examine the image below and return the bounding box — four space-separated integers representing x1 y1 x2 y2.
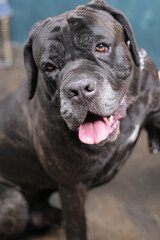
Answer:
0 0 160 239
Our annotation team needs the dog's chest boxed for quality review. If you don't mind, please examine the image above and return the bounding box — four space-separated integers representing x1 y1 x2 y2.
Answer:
33 96 148 188
37 114 142 187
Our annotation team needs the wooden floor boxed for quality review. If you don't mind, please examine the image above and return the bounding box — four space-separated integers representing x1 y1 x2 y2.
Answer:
0 47 160 240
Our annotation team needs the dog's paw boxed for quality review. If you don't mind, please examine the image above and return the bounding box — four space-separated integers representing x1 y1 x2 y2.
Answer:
146 126 160 154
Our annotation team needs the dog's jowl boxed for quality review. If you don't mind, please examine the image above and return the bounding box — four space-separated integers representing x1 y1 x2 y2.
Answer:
0 0 160 239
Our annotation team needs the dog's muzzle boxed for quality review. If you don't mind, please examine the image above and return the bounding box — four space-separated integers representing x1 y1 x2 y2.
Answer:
60 61 127 145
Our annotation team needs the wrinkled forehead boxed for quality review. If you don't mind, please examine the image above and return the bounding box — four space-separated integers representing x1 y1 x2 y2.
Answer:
34 8 122 46
32 8 123 63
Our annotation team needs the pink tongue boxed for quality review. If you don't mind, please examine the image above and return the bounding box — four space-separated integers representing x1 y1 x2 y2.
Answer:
79 117 112 145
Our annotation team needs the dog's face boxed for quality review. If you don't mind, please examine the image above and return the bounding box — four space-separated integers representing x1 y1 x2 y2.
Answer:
24 0 139 145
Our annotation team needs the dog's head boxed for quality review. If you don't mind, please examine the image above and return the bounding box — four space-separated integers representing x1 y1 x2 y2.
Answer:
24 0 139 145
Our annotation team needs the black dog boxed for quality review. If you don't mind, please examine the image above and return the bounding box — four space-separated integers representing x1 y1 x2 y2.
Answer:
0 0 160 239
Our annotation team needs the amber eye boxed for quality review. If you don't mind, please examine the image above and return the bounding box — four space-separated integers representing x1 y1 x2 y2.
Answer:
45 63 57 72
96 43 108 53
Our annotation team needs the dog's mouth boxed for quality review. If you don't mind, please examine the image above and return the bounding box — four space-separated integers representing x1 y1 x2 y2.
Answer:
78 96 127 145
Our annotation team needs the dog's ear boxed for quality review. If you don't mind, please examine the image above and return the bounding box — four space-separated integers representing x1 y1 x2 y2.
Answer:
87 0 140 66
24 24 38 100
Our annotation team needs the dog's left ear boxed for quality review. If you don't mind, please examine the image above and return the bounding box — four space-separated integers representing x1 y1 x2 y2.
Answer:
87 0 140 66
24 24 39 100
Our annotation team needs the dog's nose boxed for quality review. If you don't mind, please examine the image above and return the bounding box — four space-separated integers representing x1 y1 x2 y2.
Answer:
66 79 97 102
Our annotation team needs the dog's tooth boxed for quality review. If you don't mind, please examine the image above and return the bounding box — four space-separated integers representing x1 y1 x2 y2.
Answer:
108 115 113 123
121 98 124 106
121 96 126 106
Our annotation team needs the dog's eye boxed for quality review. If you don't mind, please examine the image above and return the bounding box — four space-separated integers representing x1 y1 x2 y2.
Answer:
96 43 108 53
45 63 57 72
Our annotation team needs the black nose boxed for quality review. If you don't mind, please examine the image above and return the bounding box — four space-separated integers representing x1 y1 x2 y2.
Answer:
66 79 97 102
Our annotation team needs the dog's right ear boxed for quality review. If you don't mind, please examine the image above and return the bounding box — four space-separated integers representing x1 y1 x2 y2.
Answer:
24 26 38 100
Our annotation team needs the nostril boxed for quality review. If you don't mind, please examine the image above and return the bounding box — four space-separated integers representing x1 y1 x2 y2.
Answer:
71 90 79 97
67 89 79 98
85 84 95 92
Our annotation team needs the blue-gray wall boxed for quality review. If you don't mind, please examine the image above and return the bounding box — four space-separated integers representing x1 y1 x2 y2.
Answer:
9 0 160 68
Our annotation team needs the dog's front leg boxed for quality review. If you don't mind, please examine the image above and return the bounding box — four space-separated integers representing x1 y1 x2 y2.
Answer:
59 183 88 240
